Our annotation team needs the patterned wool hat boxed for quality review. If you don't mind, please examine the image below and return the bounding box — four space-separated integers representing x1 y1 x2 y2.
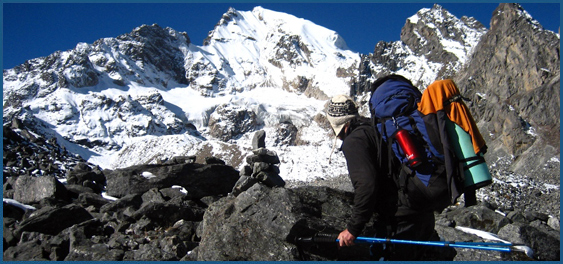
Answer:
326 95 359 164
326 94 359 137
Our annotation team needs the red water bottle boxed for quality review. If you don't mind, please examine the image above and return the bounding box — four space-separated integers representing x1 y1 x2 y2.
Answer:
393 129 423 167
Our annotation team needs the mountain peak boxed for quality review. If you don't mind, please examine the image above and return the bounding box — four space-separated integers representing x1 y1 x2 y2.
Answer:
394 3 487 82
196 6 358 96
491 3 545 32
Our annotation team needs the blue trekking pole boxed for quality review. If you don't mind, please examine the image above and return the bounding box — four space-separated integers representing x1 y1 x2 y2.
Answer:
294 233 534 259
349 236 533 258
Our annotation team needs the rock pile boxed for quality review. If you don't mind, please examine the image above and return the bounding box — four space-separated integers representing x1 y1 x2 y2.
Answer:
231 130 286 196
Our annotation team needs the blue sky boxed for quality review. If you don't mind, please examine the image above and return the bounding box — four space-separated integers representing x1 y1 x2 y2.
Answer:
2 2 560 69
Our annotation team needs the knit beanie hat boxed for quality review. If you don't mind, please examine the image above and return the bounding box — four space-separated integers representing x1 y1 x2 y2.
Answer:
326 95 359 137
326 95 358 164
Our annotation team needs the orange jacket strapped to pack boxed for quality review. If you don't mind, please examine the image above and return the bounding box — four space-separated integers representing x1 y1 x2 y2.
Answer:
418 79 486 155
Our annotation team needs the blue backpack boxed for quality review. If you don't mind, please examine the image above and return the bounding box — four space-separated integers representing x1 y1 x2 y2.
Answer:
369 75 461 212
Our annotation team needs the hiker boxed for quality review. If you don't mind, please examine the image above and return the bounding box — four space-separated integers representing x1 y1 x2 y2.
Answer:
325 94 440 261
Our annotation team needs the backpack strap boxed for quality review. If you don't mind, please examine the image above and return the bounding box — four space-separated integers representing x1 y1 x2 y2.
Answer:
369 110 386 171
368 115 400 179
444 94 470 107
459 155 487 170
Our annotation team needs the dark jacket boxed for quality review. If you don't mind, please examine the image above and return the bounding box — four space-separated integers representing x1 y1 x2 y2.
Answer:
340 117 418 237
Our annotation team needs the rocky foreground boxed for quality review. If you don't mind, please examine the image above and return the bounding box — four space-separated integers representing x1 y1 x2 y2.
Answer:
3 124 560 261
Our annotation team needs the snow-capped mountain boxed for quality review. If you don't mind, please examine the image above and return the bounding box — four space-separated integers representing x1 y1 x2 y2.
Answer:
197 7 359 97
2 4 558 190
3 6 363 182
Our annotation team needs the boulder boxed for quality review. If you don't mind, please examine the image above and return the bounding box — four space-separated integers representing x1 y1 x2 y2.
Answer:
77 192 111 209
99 193 143 214
16 204 94 236
445 205 510 233
66 162 106 193
65 184 96 199
252 130 266 149
204 156 226 165
3 238 49 261
104 163 239 199
130 201 201 229
193 184 370 261
13 176 68 204
63 219 119 261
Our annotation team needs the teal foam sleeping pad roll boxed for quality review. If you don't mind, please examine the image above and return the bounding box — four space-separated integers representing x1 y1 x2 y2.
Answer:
445 119 492 189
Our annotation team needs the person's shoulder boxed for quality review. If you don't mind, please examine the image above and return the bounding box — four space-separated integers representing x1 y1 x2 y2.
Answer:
344 125 371 148
353 121 376 138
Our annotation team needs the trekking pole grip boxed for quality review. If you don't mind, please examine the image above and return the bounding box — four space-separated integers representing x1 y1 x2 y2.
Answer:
313 233 339 243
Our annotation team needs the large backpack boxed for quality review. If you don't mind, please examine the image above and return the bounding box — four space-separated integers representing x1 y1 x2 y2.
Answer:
369 75 464 212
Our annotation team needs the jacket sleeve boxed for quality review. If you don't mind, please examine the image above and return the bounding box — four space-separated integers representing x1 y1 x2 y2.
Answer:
341 128 379 237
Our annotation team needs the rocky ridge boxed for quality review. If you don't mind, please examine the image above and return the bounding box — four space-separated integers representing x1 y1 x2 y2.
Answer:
453 3 560 183
446 4 560 223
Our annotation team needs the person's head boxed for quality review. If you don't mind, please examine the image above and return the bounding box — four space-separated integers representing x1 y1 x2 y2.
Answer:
326 95 359 140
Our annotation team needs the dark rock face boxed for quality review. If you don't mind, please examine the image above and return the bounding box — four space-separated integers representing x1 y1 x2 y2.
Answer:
193 184 299 261
451 3 560 202
190 184 376 261
365 4 487 87
455 3 559 137
17 204 94 236
104 162 239 199
114 24 190 86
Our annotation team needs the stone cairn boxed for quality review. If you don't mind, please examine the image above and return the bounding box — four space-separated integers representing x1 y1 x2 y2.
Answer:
231 130 285 196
